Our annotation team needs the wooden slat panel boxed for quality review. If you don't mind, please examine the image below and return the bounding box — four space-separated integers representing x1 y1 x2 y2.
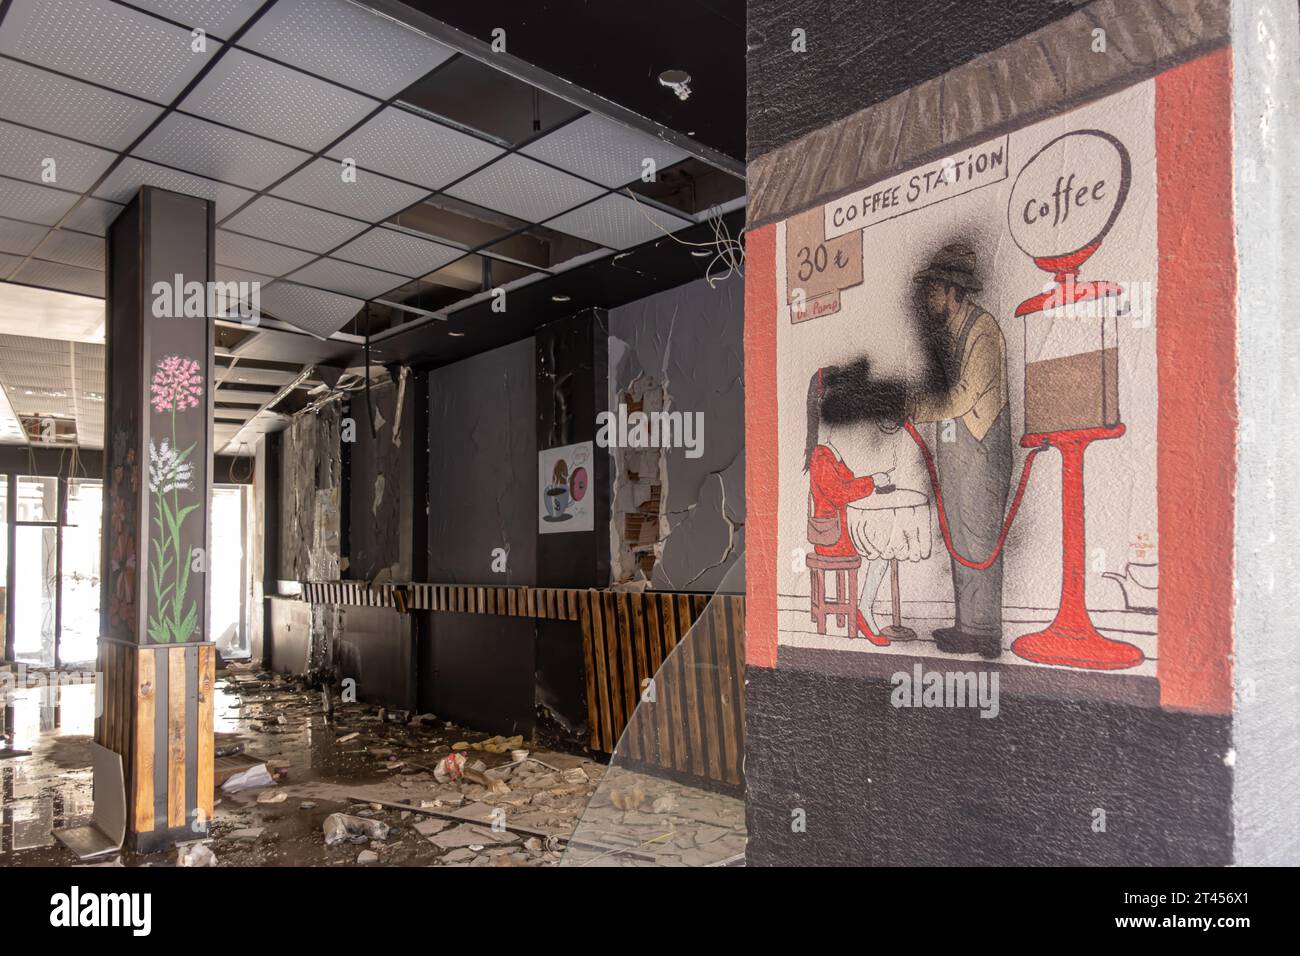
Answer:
167 648 186 828
646 598 672 771
134 647 156 834
589 591 614 751
616 593 637 743
697 599 724 783
677 594 705 777
197 644 215 824
730 596 747 761
630 595 654 762
601 591 624 749
578 593 601 751
714 598 742 785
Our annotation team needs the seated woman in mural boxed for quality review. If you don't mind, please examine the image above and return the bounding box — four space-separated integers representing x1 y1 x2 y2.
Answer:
805 363 904 646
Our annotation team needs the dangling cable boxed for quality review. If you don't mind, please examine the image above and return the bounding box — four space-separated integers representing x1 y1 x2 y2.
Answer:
904 420 1045 570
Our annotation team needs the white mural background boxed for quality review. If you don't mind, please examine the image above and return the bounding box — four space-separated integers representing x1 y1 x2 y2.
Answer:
774 81 1160 674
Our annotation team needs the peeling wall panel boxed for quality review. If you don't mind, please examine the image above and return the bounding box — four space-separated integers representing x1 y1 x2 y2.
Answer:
348 375 418 581
607 275 746 593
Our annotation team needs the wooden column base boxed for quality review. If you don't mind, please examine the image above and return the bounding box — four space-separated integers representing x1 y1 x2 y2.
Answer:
95 640 215 852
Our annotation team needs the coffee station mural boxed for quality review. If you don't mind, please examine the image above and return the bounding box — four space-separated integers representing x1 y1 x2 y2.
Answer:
774 81 1162 681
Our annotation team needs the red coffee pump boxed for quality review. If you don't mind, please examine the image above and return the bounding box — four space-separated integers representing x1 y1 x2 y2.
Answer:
1006 130 1144 670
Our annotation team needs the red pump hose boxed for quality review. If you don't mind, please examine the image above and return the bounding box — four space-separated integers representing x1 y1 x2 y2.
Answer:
903 419 1044 570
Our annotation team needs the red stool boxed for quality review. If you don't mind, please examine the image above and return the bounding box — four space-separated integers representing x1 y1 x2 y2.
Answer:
806 553 860 636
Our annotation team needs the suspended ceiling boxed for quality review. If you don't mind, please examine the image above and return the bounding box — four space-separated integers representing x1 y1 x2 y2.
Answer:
0 0 746 454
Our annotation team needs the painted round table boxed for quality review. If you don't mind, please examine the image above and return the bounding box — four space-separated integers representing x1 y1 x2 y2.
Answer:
846 488 932 640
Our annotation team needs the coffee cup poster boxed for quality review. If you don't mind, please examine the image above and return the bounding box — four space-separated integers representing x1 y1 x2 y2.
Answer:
539 441 594 534
773 81 1172 685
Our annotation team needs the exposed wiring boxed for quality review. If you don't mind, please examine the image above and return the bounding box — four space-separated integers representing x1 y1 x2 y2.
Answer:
622 188 745 287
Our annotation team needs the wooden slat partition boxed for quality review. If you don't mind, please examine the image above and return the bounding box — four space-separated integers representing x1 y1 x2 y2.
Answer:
575 590 746 789
296 579 746 790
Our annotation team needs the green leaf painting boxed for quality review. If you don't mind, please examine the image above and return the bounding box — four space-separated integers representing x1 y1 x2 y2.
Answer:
146 354 203 643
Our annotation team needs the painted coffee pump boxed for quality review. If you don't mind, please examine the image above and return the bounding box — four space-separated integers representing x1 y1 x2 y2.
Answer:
1005 129 1144 670
904 129 1145 670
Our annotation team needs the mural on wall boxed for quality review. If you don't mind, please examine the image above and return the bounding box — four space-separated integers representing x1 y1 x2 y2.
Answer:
146 354 204 644
539 441 593 533
776 82 1160 677
107 429 139 640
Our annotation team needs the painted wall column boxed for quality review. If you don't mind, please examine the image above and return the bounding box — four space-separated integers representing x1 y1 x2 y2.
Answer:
97 186 216 854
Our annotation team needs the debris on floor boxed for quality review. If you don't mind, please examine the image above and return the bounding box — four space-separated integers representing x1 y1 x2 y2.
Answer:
200 665 607 867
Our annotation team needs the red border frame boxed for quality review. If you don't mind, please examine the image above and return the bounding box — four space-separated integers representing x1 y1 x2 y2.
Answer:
745 49 1237 715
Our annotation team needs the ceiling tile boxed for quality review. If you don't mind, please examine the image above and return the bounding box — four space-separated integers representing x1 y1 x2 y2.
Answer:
238 0 455 99
0 121 117 193
0 177 81 226
179 47 377 152
0 0 220 104
259 280 362 338
133 112 311 191
127 0 265 38
446 154 604 225
270 158 429 222
286 257 407 300
63 197 124 236
521 113 691 188
0 216 52 256
34 229 104 270
332 226 463 278
0 252 25 278
328 106 504 190
95 157 255 218
543 193 691 250
215 263 275 288
9 258 104 298
222 196 367 253
216 230 316 277
0 57 164 152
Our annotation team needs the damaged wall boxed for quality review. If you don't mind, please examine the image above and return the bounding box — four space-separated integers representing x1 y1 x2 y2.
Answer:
607 276 745 593
424 337 538 735
277 402 343 583
347 373 420 582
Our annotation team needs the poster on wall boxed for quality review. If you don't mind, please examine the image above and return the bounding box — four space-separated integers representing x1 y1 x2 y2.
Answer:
538 441 594 534
774 80 1160 680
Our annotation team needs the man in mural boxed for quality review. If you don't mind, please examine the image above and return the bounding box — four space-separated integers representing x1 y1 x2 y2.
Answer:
908 244 1010 659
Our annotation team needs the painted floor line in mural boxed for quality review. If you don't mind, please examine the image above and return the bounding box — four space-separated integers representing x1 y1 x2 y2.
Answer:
776 605 1158 678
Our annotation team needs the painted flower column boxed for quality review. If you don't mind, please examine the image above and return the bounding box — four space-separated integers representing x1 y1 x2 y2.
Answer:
98 186 217 854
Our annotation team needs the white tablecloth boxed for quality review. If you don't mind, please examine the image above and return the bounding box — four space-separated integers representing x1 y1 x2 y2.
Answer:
846 488 932 561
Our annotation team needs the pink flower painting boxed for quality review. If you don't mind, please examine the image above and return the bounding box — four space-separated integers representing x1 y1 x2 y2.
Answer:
150 355 202 414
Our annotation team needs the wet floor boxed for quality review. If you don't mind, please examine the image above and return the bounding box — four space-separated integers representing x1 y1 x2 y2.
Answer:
1 663 745 867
